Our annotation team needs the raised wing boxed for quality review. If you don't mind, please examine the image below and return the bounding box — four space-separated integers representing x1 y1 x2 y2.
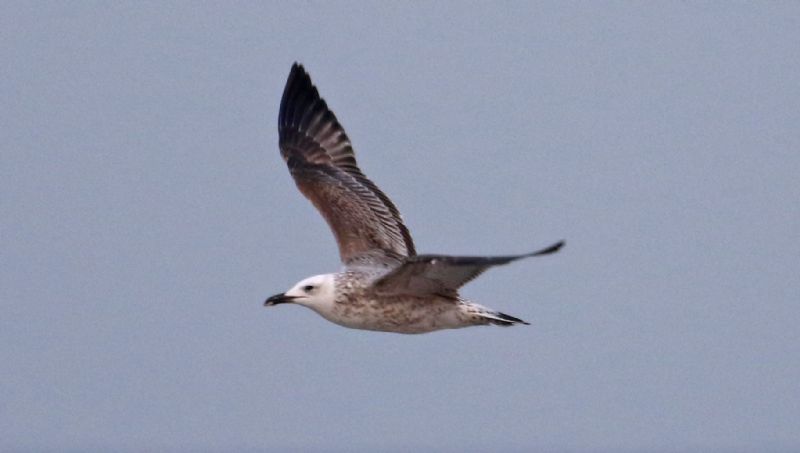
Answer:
372 241 564 297
278 63 415 264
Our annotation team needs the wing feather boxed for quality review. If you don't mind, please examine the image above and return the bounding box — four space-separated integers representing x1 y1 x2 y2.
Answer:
278 63 415 264
372 241 564 296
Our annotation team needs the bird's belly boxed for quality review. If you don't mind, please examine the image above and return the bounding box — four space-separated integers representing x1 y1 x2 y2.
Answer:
317 297 467 334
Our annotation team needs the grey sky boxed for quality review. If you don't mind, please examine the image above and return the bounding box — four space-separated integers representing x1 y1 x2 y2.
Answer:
2 2 799 451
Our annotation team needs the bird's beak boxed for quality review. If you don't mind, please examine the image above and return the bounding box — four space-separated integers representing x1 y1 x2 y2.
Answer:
264 293 297 306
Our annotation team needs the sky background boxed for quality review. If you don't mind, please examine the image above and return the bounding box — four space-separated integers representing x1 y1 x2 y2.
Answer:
2 2 799 452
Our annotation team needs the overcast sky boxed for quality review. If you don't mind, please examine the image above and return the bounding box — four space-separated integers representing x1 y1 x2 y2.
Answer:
2 2 799 452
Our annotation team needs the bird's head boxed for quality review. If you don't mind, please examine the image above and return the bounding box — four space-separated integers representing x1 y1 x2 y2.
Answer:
264 273 336 309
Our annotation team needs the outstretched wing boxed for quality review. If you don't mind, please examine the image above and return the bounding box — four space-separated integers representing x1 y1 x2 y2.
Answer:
278 63 415 264
372 241 564 297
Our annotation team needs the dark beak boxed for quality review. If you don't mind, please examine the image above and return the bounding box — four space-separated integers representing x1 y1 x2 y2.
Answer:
264 293 296 306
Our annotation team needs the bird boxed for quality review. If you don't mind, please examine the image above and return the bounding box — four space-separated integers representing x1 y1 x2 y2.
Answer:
264 63 564 334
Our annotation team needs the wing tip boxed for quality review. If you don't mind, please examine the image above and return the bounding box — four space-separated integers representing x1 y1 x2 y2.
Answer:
531 240 565 257
289 62 308 80
280 62 318 122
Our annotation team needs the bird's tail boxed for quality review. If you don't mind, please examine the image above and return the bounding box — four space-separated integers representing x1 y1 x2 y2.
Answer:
479 311 530 327
462 302 530 327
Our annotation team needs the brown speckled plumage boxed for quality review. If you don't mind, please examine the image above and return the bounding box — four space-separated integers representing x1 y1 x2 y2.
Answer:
264 63 563 334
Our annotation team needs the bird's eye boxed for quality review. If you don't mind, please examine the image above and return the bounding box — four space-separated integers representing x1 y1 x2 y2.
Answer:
303 285 314 293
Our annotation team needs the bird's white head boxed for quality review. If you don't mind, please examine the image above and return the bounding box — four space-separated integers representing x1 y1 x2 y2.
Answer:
264 273 336 310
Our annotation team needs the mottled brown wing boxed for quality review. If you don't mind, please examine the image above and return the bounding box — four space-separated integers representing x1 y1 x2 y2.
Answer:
278 63 415 264
372 241 564 296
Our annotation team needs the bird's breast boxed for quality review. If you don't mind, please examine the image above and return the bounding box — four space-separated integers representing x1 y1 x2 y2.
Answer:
310 295 466 334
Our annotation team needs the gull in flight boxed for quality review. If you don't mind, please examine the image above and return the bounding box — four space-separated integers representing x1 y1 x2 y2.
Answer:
264 63 564 334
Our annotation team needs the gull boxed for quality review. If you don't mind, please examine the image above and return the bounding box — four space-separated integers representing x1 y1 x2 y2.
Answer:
264 63 564 334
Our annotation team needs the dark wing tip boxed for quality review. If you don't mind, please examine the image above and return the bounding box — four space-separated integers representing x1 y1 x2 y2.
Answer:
287 62 310 91
529 240 565 257
278 63 355 167
279 63 318 131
